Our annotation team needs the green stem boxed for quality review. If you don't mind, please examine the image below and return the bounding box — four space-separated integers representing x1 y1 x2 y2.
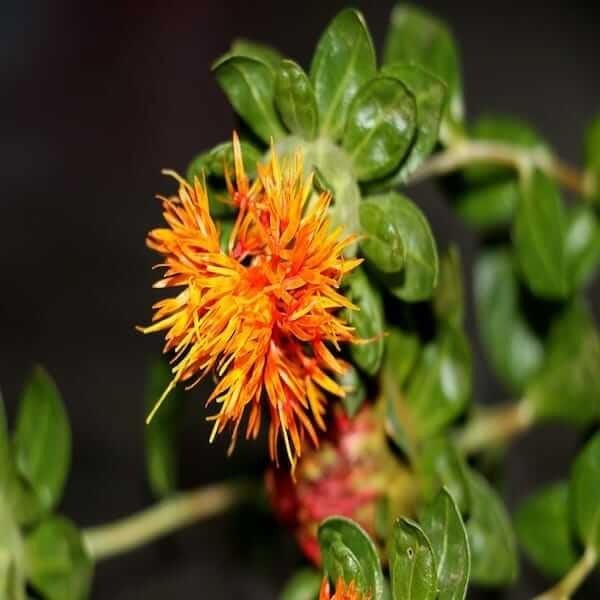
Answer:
455 401 534 455
409 139 592 196
532 546 597 600
83 480 252 562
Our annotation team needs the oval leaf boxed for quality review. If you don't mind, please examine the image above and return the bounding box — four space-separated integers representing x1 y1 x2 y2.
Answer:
310 9 376 140
343 76 417 181
564 205 600 291
280 568 322 600
455 180 519 231
230 38 283 70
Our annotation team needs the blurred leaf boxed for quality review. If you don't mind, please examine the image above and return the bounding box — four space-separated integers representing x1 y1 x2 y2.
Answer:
379 63 446 183
455 180 519 231
584 115 600 203
338 366 367 418
274 60 319 140
343 268 384 376
434 245 464 327
13 367 71 517
218 220 234 253
420 488 470 600
213 54 285 142
385 328 420 389
388 518 437 600
524 301 600 426
513 169 568 299
25 516 92 600
0 493 26 600
230 38 283 70
383 4 463 131
514 481 577 578
280 568 321 600
362 193 438 301
310 9 376 140
564 205 600 290
570 433 600 552
474 249 544 392
343 76 417 181
144 359 183 498
465 470 518 586
0 391 11 490
404 324 472 438
318 517 384 600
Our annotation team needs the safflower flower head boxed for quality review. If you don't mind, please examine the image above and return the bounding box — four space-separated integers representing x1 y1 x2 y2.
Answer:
319 576 370 600
140 133 362 470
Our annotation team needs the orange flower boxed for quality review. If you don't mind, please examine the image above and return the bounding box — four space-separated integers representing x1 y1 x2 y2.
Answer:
319 577 370 600
140 133 361 469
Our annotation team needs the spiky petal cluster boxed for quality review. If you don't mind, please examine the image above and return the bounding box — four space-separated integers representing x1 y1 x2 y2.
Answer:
141 134 361 469
319 577 369 600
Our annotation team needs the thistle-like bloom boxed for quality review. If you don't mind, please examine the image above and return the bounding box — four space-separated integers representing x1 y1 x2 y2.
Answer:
141 134 361 469
319 577 369 600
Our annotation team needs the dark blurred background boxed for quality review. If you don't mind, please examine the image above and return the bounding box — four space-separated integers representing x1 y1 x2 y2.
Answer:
1 0 599 598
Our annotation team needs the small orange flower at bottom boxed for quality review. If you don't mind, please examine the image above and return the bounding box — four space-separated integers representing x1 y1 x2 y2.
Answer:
140 133 361 470
320 577 370 600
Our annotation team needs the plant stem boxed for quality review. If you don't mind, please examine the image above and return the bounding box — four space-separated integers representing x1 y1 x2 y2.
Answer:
532 546 597 600
410 139 591 196
455 401 534 455
83 480 252 562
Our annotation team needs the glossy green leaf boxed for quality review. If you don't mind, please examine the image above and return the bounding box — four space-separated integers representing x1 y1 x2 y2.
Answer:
13 367 71 517
338 366 367 418
343 76 417 181
230 38 283 70
389 518 437 600
474 249 544 392
405 324 472 438
213 54 285 143
281 568 322 600
275 60 318 139
514 481 577 578
420 489 470 600
584 115 600 202
25 516 92 600
383 4 463 130
144 359 183 498
362 193 438 301
379 63 446 183
524 301 600 426
434 245 464 327
310 9 376 140
514 169 568 298
564 205 600 290
454 180 519 231
343 268 384 376
0 493 26 600
570 433 600 552
318 517 384 600
187 139 262 181
465 470 518 586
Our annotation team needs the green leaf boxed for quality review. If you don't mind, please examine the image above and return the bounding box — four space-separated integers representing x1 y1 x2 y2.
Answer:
514 169 568 298
564 205 600 290
338 366 367 418
13 367 71 517
379 63 447 183
310 8 376 140
474 249 544 392
362 193 438 301
212 54 285 143
144 359 183 498
230 38 283 70
584 115 600 202
385 328 421 389
388 518 437 600
454 180 519 231
0 391 11 491
514 481 577 578
570 433 600 552
524 301 600 426
404 324 471 438
281 568 322 600
187 139 262 181
343 268 384 376
433 245 464 327
318 517 384 600
465 470 518 586
383 4 463 131
0 493 26 600
420 489 470 600
218 220 234 253
274 60 318 140
25 516 92 600
343 76 417 181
